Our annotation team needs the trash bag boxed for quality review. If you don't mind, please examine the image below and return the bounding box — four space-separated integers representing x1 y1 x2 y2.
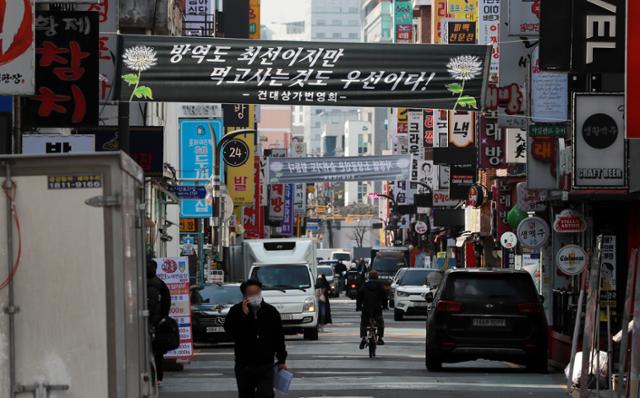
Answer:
565 351 609 388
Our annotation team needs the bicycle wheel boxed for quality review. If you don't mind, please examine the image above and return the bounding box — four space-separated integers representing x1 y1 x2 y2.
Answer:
369 338 376 358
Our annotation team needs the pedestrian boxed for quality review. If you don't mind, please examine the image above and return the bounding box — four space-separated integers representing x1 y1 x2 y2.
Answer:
356 271 388 349
315 274 332 330
146 258 171 385
225 280 287 398
334 261 348 294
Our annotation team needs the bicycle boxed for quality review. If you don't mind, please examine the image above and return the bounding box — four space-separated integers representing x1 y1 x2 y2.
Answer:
365 318 377 358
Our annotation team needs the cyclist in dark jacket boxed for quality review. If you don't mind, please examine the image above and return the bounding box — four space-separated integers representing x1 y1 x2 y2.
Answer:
356 271 388 349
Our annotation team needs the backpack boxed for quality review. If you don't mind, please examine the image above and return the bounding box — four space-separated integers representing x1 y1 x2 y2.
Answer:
154 317 180 354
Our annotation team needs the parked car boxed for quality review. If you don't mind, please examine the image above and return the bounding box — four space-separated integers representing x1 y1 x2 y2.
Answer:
389 267 409 308
191 283 243 344
393 268 443 321
425 269 548 372
317 264 338 297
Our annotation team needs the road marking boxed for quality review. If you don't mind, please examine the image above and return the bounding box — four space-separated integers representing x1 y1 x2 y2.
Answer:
297 371 382 375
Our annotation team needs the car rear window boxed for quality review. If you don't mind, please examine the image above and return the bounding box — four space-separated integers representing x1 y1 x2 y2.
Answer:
442 273 538 302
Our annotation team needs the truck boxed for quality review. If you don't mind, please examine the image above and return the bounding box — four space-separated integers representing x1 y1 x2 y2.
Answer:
0 153 155 398
243 239 320 340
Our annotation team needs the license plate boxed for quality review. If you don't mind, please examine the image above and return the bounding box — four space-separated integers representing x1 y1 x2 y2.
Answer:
412 301 428 307
206 326 224 333
472 318 506 328
281 313 295 321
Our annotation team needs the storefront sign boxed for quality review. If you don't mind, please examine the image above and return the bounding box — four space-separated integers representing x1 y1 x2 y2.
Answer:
500 231 518 249
267 155 411 184
479 116 506 168
529 124 567 138
414 221 428 235
448 110 475 148
244 156 265 239
478 0 500 82
281 184 294 235
556 245 588 276
505 128 527 163
394 0 413 43
249 0 261 40
467 184 486 208
154 257 193 359
516 182 547 212
628 0 640 139
494 179 513 237
528 137 558 190
516 216 549 249
508 0 540 36
531 47 568 123
179 119 223 218
449 165 476 200
553 209 587 233
573 93 626 189
117 35 491 109
268 183 285 222
22 134 94 154
225 105 255 206
448 21 477 44
423 109 434 147
448 0 478 21
180 218 197 233
184 0 214 37
0 0 35 95
572 0 625 73
24 11 99 127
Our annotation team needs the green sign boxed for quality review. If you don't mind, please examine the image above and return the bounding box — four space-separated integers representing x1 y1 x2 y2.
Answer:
529 124 567 138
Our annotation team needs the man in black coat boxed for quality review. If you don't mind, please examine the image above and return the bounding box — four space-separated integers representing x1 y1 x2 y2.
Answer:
225 280 287 398
147 258 171 384
356 271 388 349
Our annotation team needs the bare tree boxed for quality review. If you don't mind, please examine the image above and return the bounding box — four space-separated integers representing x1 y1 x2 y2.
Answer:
350 220 368 248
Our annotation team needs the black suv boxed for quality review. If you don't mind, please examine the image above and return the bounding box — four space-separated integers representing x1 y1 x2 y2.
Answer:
425 269 548 372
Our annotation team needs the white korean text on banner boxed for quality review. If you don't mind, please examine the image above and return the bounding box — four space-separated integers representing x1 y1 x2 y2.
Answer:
0 0 35 95
573 93 626 189
117 35 491 110
266 155 412 184
154 257 194 360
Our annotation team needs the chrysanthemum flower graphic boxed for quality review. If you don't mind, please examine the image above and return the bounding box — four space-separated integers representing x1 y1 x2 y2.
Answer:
445 55 483 109
121 45 157 101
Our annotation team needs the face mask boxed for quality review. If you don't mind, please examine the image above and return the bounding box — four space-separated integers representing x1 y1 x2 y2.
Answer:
248 294 262 307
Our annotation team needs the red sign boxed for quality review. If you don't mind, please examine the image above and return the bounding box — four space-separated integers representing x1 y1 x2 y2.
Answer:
553 209 587 233
244 156 264 239
0 0 33 64
479 116 505 168
628 0 640 138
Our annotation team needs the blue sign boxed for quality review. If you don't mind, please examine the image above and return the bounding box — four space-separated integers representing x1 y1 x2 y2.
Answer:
169 185 207 199
281 184 294 236
179 119 223 218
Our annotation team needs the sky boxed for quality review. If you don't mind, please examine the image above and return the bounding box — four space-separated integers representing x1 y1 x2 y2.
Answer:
261 0 306 25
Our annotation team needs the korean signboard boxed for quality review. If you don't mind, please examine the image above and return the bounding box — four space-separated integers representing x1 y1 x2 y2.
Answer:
479 116 505 168
22 134 94 154
408 109 424 157
184 0 214 37
628 0 640 139
269 183 285 222
0 0 34 95
281 184 294 236
24 11 98 127
117 35 491 110
448 0 478 21
179 119 224 218
528 137 558 189
508 0 540 36
447 21 477 44
423 109 433 147
599 235 617 319
573 93 626 189
224 104 255 206
449 165 476 200
505 128 527 164
153 257 193 360
249 0 261 40
394 0 413 44
516 216 550 250
244 156 265 239
572 0 625 73
448 110 475 148
478 0 500 83
432 0 448 44
433 109 448 148
267 155 411 184
78 0 118 102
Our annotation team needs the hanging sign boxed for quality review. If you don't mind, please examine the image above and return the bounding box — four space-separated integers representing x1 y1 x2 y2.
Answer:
516 216 550 249
117 35 491 109
414 221 429 235
556 244 588 276
552 209 587 233
500 231 518 249
0 0 35 95
222 139 250 167
467 184 486 208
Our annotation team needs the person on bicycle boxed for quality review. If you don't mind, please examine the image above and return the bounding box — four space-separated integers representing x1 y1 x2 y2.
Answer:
356 271 388 349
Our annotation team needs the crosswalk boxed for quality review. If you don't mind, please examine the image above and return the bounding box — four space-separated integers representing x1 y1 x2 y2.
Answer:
160 302 567 398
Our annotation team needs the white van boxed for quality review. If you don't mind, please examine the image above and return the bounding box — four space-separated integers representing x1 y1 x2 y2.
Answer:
244 239 319 340
331 250 352 263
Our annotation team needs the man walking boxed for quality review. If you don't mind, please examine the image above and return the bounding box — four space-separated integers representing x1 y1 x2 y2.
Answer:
356 271 388 349
147 258 171 384
225 280 287 398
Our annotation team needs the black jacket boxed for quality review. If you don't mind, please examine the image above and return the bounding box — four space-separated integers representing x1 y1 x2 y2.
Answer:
224 301 287 367
147 275 171 328
356 280 388 316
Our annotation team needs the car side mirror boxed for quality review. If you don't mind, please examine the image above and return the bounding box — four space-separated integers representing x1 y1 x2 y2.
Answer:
538 294 544 304
425 292 434 303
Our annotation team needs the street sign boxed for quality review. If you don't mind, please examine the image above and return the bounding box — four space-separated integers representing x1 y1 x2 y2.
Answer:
169 185 207 199
500 231 518 250
556 244 588 276
223 139 250 167
180 218 197 233
516 216 550 250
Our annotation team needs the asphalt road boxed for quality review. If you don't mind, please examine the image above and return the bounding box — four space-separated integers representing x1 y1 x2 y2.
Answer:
160 299 567 397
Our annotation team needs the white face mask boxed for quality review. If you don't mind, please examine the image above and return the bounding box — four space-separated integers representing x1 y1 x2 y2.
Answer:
248 294 262 307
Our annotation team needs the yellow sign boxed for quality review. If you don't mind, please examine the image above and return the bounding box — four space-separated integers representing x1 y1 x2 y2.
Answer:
447 0 478 21
180 218 197 233
249 0 261 40
226 105 255 206
432 0 448 44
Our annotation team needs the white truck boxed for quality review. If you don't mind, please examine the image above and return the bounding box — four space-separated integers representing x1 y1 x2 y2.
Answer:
243 239 319 340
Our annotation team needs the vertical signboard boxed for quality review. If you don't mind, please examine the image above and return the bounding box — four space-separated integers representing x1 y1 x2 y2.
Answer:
269 183 285 222
573 93 626 189
432 0 449 44
249 0 261 40
531 46 568 123
244 156 264 239
508 0 540 36
505 128 527 164
154 257 194 360
281 184 294 236
408 109 424 158
528 137 558 189
478 0 500 83
479 116 505 168
448 111 475 148
24 11 99 127
179 119 223 218
184 0 214 36
423 109 434 147
448 0 478 21
447 21 477 44
433 109 448 148
78 0 118 102
224 104 255 206
627 0 640 138
394 0 413 44
0 0 34 95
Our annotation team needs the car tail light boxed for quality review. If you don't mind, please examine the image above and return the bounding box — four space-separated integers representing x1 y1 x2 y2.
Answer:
351 284 357 288
440 340 456 348
517 303 543 314
436 300 462 313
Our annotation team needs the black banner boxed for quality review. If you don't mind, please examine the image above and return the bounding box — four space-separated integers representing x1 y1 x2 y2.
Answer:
117 35 491 109
571 0 625 73
449 165 476 200
432 147 476 166
539 0 572 71
24 11 99 127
